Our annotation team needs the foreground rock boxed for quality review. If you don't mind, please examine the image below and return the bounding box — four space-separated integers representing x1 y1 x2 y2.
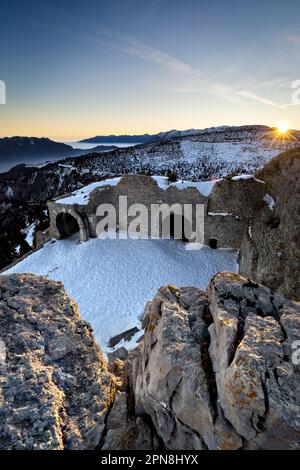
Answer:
0 274 113 450
126 273 300 450
0 272 299 450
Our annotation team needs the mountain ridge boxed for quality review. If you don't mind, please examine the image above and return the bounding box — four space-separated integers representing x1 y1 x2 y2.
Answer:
0 136 118 173
78 124 299 144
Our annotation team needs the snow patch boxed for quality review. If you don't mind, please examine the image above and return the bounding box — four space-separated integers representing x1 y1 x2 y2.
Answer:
5 236 238 354
55 177 122 205
23 223 36 247
151 175 221 197
263 194 275 210
248 225 253 239
5 186 13 198
151 175 169 189
231 174 265 183
170 179 220 196
208 212 232 217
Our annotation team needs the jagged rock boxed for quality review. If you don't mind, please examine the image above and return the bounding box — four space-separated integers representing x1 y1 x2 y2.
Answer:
130 275 300 450
0 273 113 450
102 416 157 450
240 148 300 300
131 285 242 450
208 272 300 449
1 272 299 450
107 347 129 363
101 391 157 450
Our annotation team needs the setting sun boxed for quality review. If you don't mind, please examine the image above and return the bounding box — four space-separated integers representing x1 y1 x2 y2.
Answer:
277 122 289 134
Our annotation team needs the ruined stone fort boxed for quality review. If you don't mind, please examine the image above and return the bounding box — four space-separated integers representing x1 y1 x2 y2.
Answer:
47 174 267 252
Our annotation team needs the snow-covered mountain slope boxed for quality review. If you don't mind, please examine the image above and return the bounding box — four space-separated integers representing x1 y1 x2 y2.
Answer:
59 125 300 181
0 125 299 270
149 128 202 142
4 235 238 353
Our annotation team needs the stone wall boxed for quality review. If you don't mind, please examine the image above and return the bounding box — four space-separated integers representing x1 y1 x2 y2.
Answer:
47 201 90 241
208 177 266 218
47 174 266 251
204 215 245 249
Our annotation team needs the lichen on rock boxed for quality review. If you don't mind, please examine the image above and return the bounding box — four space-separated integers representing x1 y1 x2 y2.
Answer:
128 273 300 450
0 271 299 451
0 273 113 450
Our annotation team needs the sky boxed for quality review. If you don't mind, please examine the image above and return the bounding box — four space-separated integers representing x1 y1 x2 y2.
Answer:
0 0 299 140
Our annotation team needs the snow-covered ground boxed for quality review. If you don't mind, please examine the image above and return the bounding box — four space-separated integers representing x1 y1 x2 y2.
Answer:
4 236 238 354
263 193 275 210
23 223 36 247
55 177 121 205
151 175 220 196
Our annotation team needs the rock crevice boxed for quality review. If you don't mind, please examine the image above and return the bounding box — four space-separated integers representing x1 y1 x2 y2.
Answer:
114 273 300 450
0 272 299 450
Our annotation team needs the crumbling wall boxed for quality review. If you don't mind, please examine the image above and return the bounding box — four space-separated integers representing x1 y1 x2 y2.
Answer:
48 174 265 249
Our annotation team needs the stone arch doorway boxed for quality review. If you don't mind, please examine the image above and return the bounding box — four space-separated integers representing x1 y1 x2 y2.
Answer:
162 213 193 242
56 211 88 242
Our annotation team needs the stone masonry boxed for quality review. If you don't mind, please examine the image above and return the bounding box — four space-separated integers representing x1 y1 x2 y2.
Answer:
47 174 267 251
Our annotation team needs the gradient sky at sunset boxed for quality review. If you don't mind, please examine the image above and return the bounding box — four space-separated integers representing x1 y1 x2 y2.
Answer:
0 0 300 140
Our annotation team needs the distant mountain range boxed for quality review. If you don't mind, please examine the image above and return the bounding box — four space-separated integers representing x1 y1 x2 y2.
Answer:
0 130 225 172
80 134 153 144
1 126 299 174
0 137 117 173
79 129 201 144
0 137 74 158
80 126 300 145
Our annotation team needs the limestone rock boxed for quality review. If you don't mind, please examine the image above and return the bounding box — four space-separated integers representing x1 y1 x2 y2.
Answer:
107 347 129 363
0 273 113 450
1 272 299 450
239 148 300 300
101 390 158 450
208 272 300 449
131 285 242 450
130 275 300 450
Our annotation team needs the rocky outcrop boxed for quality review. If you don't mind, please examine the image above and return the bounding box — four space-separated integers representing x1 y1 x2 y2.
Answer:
239 148 300 300
1 272 299 450
126 274 300 450
208 273 300 449
0 274 113 450
100 355 159 450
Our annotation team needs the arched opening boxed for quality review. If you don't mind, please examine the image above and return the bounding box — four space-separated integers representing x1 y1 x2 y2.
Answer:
209 238 218 249
56 213 80 239
162 213 192 242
